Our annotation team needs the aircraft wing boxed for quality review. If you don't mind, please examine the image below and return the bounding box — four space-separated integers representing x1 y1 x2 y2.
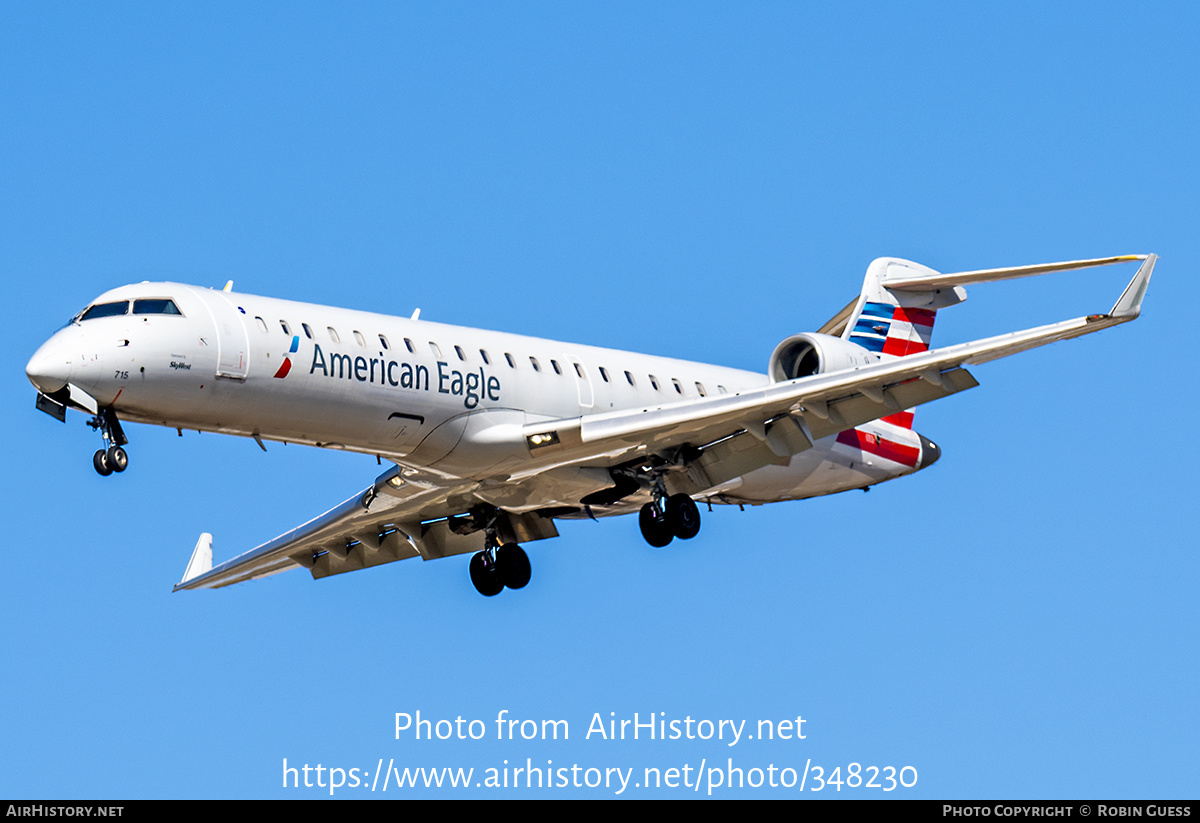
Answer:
173 466 487 590
516 254 1156 488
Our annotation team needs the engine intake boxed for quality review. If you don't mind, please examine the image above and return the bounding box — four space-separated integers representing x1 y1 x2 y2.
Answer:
768 333 876 382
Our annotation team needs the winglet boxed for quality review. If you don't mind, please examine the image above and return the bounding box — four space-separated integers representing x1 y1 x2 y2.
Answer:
1108 253 1156 319
180 533 214 586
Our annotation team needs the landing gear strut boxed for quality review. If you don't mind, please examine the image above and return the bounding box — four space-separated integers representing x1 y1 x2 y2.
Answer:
88 407 128 476
467 511 532 596
638 476 701 547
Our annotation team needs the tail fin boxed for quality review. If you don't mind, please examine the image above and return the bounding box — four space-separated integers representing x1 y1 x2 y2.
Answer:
844 258 965 357
843 259 966 428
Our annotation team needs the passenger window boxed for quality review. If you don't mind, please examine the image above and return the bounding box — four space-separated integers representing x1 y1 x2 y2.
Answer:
379 334 390 350
280 320 291 335
455 345 466 361
717 385 727 394
480 349 491 365
505 353 515 368
132 299 182 315
353 330 365 347
429 342 442 358
79 302 129 321
551 360 562 375
695 382 706 397
625 371 636 387
404 338 415 353
255 317 268 333
649 375 660 391
672 378 683 394
574 363 586 379
530 357 541 372
599 367 609 382
328 327 340 343
302 323 314 339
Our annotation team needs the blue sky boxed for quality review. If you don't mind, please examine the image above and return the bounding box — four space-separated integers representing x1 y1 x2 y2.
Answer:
2 3 1197 798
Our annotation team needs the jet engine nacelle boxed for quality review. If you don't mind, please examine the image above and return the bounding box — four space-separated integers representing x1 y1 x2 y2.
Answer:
768 333 876 382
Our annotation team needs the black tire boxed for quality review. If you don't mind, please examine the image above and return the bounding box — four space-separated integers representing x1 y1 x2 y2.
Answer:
639 502 673 548
496 543 531 590
665 494 701 540
107 445 128 473
93 449 113 476
468 552 504 597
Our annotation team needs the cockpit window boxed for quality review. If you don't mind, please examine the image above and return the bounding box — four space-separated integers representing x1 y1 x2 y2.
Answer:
79 301 129 321
132 299 182 316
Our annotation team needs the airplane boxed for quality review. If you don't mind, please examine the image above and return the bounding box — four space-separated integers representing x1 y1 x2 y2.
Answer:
25 253 1155 597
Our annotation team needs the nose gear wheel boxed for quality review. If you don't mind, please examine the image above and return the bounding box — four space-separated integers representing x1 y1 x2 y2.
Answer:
87 408 129 476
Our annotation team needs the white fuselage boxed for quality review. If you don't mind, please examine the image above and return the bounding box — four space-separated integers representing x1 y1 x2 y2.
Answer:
26 281 931 513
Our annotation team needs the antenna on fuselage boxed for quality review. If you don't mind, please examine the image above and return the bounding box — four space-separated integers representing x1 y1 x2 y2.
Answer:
222 280 233 292
411 308 421 320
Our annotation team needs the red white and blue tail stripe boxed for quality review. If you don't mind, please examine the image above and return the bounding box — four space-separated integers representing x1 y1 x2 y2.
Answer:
849 302 937 360
837 258 960 455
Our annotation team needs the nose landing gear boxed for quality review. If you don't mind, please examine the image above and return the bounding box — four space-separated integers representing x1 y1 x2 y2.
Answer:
87 407 128 476
92 446 128 476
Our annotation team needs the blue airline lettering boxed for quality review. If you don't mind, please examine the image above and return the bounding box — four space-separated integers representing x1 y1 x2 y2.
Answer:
308 344 497 408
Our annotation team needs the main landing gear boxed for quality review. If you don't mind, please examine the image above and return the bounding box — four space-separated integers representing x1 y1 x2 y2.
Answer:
87 407 128 477
467 512 532 597
638 478 701 548
469 543 531 597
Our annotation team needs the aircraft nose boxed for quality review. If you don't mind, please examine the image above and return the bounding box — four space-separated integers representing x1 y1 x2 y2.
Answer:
26 336 73 394
917 434 941 469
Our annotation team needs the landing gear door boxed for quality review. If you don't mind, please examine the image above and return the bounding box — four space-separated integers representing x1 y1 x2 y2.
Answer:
209 292 250 380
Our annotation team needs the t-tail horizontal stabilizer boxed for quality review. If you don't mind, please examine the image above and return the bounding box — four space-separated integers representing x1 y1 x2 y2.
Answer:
881 254 1150 291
